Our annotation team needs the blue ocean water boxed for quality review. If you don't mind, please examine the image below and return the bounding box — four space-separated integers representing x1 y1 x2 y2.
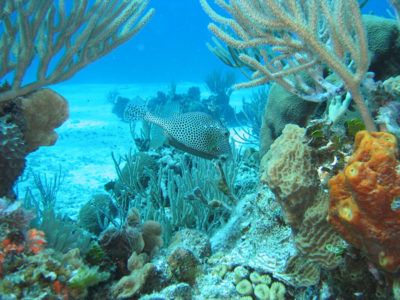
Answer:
13 0 398 86
69 1 235 84
66 0 395 85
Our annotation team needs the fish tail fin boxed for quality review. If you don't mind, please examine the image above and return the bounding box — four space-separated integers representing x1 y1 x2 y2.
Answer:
124 103 148 121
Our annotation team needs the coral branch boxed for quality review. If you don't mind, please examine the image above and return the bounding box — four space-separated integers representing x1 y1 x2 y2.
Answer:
201 0 376 131
0 0 154 102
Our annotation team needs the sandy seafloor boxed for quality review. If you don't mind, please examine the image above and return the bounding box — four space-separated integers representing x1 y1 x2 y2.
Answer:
16 82 253 219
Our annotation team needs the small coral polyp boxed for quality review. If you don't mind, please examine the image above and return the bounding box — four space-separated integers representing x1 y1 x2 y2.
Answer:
328 130 400 273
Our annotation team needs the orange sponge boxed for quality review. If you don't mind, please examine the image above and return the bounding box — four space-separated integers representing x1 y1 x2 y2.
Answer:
328 131 400 273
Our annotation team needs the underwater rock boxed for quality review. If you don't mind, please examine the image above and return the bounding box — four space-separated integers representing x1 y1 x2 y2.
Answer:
168 229 211 262
167 247 200 285
139 282 193 300
376 101 400 139
158 282 193 300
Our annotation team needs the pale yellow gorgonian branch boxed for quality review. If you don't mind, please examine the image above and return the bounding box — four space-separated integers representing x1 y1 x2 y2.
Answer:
391 0 400 23
200 0 376 131
0 0 154 102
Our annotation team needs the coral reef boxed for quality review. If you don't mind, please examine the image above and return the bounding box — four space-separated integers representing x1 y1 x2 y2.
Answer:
7 3 400 298
168 229 211 262
260 124 319 231
212 264 287 300
0 198 110 299
78 193 116 235
167 247 200 285
0 89 68 197
383 75 400 97
0 116 26 198
0 1 154 102
208 11 400 154
328 130 400 273
0 248 110 299
99 207 163 275
68 264 110 298
141 220 164 255
259 82 319 156
39 207 92 255
111 262 156 299
204 70 237 124
18 89 69 152
261 124 345 286
201 0 375 131
0 0 155 197
363 15 400 80
285 191 345 287
376 101 400 139
0 198 34 277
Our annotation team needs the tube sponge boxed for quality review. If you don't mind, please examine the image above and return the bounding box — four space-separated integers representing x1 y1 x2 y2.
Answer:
329 131 400 273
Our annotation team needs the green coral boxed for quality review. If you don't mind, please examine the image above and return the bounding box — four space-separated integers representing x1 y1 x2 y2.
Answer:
236 279 253 296
0 248 111 300
345 118 366 138
84 241 107 266
254 283 270 300
229 265 286 300
68 265 110 290
325 240 348 256
78 193 115 235
40 208 92 255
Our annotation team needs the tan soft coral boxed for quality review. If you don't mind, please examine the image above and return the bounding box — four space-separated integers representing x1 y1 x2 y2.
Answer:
328 130 400 273
20 88 69 152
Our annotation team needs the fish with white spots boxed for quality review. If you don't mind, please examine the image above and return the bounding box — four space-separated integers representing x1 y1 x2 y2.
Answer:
124 103 231 159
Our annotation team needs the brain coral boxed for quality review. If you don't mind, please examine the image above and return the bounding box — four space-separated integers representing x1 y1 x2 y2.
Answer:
328 131 400 273
260 124 319 230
